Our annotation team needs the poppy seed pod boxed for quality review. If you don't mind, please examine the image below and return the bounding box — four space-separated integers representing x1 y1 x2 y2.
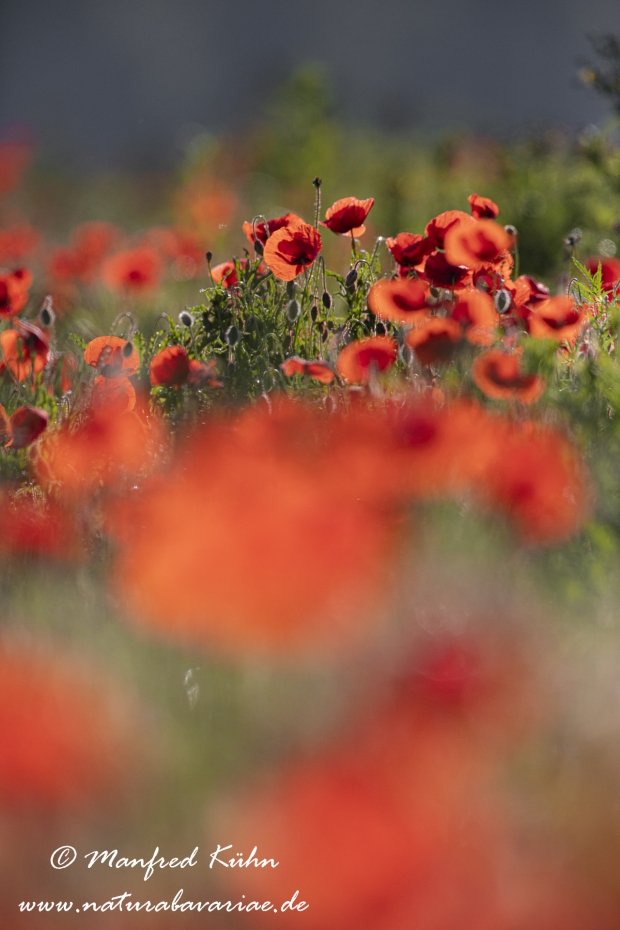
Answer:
179 310 195 327
495 289 512 314
345 268 358 289
286 299 301 322
225 325 240 347
322 291 332 309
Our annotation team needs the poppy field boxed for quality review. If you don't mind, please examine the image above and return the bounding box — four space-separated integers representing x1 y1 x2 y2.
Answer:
5 101 620 929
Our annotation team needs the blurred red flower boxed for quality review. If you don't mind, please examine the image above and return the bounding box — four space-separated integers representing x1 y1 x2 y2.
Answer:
0 322 48 381
0 224 40 265
368 278 430 325
211 258 248 287
425 210 473 250
263 224 322 281
280 356 335 384
10 406 48 449
467 192 499 219
0 493 81 559
528 296 585 342
0 140 32 196
585 256 620 293
336 336 398 384
321 197 375 237
150 345 190 387
472 349 545 403
102 246 162 293
84 335 139 377
0 267 32 318
450 289 499 345
406 317 462 367
423 251 470 288
444 219 511 268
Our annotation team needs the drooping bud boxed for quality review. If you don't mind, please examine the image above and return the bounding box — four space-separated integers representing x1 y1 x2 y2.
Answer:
225 325 240 347
322 291 332 309
310 303 319 322
122 340 135 359
345 268 358 289
179 310 195 327
254 239 264 256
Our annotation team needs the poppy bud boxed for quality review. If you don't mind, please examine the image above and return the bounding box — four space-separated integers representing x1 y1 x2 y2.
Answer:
495 289 512 314
39 296 55 328
254 239 264 256
179 310 195 327
564 228 582 248
310 303 319 322
320 327 328 342
504 225 518 238
286 299 301 322
286 280 297 299
205 251 213 263
375 321 387 336
122 340 135 359
225 325 240 346
322 291 332 309
313 176 322 189
345 268 358 289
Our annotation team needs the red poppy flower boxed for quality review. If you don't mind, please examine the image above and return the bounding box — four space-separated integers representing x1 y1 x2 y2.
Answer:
367 278 430 325
510 274 550 320
0 224 40 265
321 197 375 237
406 317 463 366
280 356 335 384
187 358 223 388
0 494 81 560
385 232 433 269
92 375 136 414
444 219 511 268
150 345 190 387
84 335 139 377
0 323 49 381
585 256 620 293
211 258 248 287
0 642 142 808
242 212 305 246
107 399 399 656
39 409 165 497
102 246 162 294
481 424 588 544
528 296 585 342
423 250 470 288
425 209 473 250
10 406 49 449
336 336 398 384
0 267 32 318
467 193 499 219
472 349 545 403
450 289 499 345
263 223 322 281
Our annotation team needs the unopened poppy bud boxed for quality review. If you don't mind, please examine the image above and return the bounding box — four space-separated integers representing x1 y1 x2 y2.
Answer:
179 310 195 327
286 280 297 298
495 288 512 314
254 239 264 256
310 303 319 322
122 340 135 359
312 176 322 189
504 225 518 238
39 296 55 328
225 325 240 346
564 228 582 248
375 321 387 336
205 251 213 263
322 290 332 309
286 299 301 322
345 268 358 289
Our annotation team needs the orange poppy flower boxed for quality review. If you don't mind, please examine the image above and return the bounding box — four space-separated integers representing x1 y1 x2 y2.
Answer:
241 212 305 246
472 349 545 403
510 274 550 320
585 256 620 293
107 399 399 656
39 408 164 497
150 345 190 387
0 267 31 317
280 356 335 384
425 209 473 250
467 192 499 219
450 289 499 345
263 223 322 281
0 224 40 264
84 335 139 377
336 336 398 384
444 219 511 268
367 278 430 325
385 232 433 268
320 196 375 237
0 641 142 808
0 323 49 381
92 375 136 414
9 406 49 449
406 317 462 366
528 296 585 342
101 246 162 294
423 250 470 288
481 424 588 544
